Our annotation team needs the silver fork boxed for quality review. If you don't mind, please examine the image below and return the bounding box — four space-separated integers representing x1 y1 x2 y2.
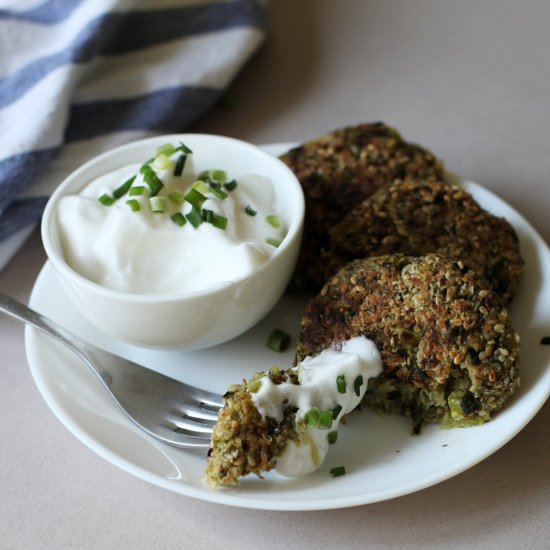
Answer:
0 291 222 449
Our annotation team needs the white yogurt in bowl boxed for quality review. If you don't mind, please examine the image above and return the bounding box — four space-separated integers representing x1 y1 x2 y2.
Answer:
57 146 287 295
42 134 304 349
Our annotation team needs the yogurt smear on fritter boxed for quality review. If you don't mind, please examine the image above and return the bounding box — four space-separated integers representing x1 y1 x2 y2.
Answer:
252 336 383 477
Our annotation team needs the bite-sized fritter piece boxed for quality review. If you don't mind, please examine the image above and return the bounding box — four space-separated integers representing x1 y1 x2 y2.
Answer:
279 123 444 292
205 369 299 487
326 178 524 304
296 254 521 433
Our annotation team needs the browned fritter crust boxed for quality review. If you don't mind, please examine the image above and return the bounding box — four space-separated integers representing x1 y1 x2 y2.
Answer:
296 254 520 432
279 123 444 292
326 178 524 304
205 370 299 487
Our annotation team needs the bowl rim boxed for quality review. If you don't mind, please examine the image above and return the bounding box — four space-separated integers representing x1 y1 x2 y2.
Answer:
41 133 305 304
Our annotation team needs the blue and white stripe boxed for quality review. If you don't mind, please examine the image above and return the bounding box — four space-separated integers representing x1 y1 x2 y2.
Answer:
0 0 268 268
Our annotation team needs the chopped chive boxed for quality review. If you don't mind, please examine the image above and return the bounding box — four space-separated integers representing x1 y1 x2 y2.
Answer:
129 186 145 196
267 329 291 352
266 214 281 228
177 142 192 155
223 179 238 191
156 143 176 157
303 407 320 428
98 193 115 206
192 180 210 195
140 164 164 196
336 375 347 394
149 195 166 213
329 466 346 477
268 366 281 377
173 154 187 176
197 170 210 181
332 404 343 420
266 238 282 248
213 215 228 230
184 187 207 209
171 212 187 226
202 209 228 229
169 191 185 204
540 336 550 345
125 199 141 212
246 378 262 393
209 184 228 200
212 169 227 182
354 375 364 397
198 169 228 183
245 205 257 216
185 206 203 228
327 431 338 445
153 153 173 171
113 175 136 199
318 410 334 429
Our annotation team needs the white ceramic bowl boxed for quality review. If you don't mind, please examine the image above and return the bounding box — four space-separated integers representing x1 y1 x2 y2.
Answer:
41 134 304 349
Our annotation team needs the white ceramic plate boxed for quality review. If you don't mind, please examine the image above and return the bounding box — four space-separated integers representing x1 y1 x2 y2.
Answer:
25 144 550 511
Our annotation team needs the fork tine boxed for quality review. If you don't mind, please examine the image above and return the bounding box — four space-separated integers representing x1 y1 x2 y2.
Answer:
180 384 223 406
177 405 220 423
170 415 215 434
171 429 212 445
152 423 212 448
199 399 223 411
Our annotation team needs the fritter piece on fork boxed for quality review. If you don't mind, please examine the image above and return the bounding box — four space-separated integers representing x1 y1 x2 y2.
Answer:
205 369 299 487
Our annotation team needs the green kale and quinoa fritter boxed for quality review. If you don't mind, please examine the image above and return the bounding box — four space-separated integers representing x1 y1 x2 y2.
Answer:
296 254 520 433
279 122 444 292
205 369 299 488
326 177 524 304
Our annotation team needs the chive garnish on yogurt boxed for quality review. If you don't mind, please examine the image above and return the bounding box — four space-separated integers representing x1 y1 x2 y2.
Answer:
336 375 347 394
185 206 203 228
170 212 187 227
149 195 167 213
92 141 288 267
113 175 136 199
202 209 228 230
129 185 145 196
266 214 281 228
125 199 140 212
223 179 238 191
98 193 115 206
184 187 207 210
266 238 282 248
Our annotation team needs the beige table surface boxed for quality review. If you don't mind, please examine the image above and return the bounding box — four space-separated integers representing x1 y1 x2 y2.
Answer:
2 1 550 549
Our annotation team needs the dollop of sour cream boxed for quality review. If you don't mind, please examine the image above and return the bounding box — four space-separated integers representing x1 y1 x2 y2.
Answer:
251 336 383 477
57 146 286 294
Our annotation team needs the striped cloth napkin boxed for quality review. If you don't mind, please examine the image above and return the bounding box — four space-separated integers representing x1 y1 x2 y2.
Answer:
0 0 268 269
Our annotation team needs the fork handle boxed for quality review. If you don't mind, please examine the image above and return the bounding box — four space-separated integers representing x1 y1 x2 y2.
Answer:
0 290 89 362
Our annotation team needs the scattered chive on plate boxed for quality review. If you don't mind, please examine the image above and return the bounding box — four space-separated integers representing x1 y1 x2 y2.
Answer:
267 329 291 352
